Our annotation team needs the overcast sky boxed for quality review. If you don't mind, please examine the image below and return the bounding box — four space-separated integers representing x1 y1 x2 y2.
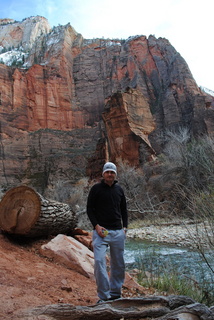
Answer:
0 0 213 90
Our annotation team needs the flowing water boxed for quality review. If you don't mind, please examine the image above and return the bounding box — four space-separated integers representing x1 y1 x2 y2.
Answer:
124 238 214 289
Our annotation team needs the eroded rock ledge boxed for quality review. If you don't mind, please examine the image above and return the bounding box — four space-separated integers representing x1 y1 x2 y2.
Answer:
19 295 214 320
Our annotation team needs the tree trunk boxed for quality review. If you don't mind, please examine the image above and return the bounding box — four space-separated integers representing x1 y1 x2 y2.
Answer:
18 296 214 320
0 185 77 237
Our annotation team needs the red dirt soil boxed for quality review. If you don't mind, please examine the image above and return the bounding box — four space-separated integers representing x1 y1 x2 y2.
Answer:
0 232 148 320
0 233 98 319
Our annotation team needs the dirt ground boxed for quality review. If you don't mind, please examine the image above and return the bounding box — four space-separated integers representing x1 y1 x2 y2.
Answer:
0 232 147 320
0 232 99 320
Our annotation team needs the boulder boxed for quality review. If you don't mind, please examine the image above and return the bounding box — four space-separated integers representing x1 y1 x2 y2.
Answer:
40 234 94 278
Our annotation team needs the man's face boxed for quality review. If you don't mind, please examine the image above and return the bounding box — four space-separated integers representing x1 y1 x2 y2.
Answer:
103 170 116 185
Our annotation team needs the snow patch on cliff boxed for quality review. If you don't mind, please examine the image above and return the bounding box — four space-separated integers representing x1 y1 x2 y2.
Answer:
201 86 214 97
46 36 61 46
0 48 27 67
84 38 122 47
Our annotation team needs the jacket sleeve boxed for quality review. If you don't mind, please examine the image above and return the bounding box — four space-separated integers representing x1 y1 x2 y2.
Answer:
120 189 128 228
86 186 98 228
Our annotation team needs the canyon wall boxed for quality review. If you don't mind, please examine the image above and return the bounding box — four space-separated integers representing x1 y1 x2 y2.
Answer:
0 16 213 196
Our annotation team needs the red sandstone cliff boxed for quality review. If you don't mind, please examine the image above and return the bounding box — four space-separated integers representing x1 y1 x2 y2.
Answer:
0 16 213 195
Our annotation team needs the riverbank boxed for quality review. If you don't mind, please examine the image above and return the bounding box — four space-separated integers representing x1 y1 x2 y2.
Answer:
126 220 213 249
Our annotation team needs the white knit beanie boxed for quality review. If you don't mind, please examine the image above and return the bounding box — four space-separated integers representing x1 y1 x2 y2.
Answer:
102 162 117 175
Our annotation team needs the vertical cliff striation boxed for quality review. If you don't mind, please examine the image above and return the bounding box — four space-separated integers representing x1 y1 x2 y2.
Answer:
0 16 213 194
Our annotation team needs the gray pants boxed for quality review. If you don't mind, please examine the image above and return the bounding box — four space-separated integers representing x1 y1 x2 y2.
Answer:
92 229 126 300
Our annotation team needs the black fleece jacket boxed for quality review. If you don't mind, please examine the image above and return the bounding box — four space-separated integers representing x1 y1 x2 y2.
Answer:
86 179 128 230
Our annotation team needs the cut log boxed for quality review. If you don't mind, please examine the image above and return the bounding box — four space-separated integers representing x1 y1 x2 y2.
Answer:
0 185 77 237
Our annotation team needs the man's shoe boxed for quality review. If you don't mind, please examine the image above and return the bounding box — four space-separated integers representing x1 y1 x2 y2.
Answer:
96 299 106 304
109 295 121 300
97 296 121 303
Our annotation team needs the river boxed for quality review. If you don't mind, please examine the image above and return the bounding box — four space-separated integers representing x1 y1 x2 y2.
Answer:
124 238 214 290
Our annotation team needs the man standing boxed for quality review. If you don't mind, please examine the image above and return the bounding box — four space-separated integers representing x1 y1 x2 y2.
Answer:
87 162 128 303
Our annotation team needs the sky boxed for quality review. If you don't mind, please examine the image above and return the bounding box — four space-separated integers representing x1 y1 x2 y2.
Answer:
0 0 213 91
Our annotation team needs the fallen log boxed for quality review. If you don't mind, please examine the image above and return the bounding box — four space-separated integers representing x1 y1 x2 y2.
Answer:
18 296 214 320
0 185 77 237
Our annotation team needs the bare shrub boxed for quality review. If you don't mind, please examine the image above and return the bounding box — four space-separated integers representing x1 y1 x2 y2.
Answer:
65 177 93 230
183 188 214 252
44 178 92 230
117 161 170 222
148 129 214 217
162 130 214 191
176 188 214 304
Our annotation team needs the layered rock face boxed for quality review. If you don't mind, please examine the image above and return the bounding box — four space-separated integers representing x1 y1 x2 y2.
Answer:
0 16 213 195
0 16 51 51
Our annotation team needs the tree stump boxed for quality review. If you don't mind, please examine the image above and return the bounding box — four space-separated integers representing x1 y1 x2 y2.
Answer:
0 185 77 237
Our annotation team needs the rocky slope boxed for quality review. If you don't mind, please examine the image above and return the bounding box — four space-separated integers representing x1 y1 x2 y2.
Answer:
1 227 213 320
0 16 213 196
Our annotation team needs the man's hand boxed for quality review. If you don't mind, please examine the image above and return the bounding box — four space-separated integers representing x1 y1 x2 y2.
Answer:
95 224 108 238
